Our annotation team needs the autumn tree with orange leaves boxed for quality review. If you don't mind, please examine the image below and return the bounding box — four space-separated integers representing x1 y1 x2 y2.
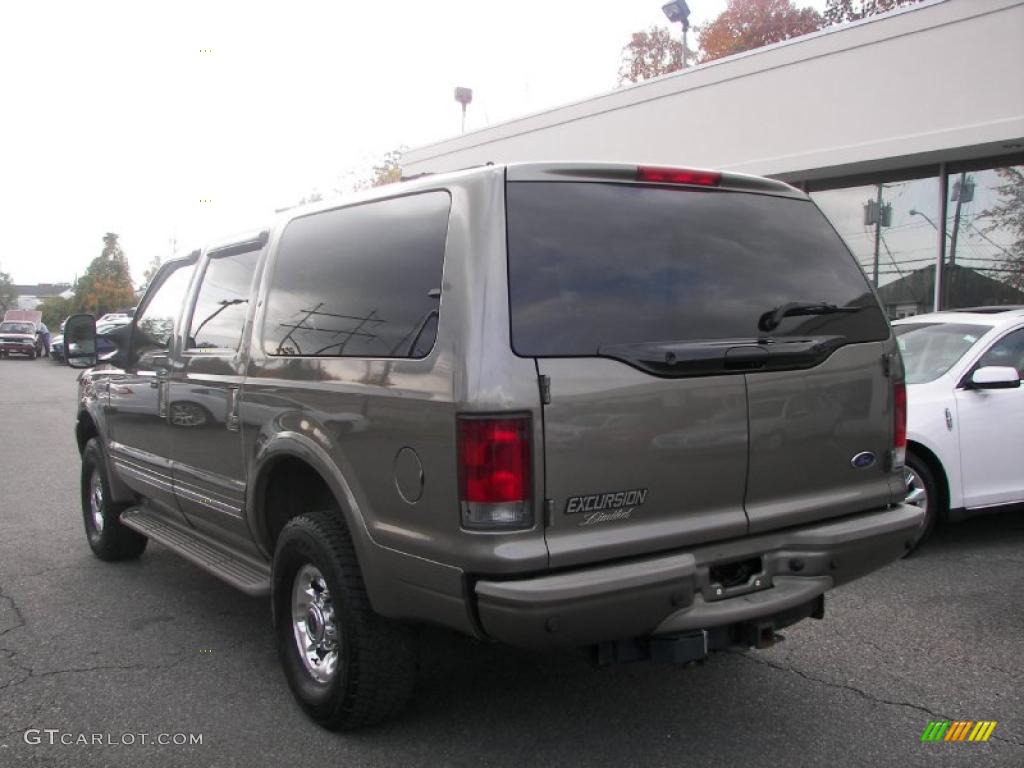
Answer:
697 0 822 63
618 26 687 85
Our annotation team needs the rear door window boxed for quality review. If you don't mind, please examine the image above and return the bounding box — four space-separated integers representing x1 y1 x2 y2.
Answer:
262 192 450 358
506 182 889 358
186 248 260 352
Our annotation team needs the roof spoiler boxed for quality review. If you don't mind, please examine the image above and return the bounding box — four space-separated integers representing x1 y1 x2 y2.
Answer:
504 162 803 198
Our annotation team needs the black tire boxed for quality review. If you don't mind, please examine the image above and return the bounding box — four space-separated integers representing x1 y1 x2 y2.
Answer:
28 349 36 360
902 452 943 557
81 438 148 561
273 510 418 730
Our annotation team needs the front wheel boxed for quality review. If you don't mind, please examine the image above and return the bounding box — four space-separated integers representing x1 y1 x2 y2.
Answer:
81 439 148 561
273 510 418 730
903 452 942 557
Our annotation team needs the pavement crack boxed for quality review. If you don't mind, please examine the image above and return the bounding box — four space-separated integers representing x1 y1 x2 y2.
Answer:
731 651 1024 749
0 654 188 691
730 649 947 718
0 582 27 638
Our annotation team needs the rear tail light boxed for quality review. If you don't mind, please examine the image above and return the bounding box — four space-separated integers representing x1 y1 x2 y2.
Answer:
458 416 533 530
892 379 907 469
636 166 721 187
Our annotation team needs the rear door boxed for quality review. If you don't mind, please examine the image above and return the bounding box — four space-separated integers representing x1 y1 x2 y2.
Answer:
505 173 895 567
167 235 265 555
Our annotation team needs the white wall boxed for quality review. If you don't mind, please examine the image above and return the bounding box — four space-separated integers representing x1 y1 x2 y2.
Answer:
404 0 1024 181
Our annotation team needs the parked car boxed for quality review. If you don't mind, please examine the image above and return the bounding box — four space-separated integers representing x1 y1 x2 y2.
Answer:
50 332 65 361
893 307 1024 550
2 309 43 356
65 162 922 730
0 321 40 359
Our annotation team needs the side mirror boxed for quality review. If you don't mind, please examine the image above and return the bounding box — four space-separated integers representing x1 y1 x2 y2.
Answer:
968 366 1021 390
64 314 98 368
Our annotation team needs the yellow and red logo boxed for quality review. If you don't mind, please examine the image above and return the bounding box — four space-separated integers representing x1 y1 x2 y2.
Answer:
921 721 997 742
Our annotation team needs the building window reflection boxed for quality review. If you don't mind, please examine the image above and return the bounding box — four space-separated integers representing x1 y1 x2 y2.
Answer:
943 164 1024 310
812 175 940 318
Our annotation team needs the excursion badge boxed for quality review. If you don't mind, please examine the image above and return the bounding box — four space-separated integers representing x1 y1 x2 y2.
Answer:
565 488 648 526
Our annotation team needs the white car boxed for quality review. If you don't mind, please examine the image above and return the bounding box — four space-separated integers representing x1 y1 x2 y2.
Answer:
97 312 131 325
893 307 1024 551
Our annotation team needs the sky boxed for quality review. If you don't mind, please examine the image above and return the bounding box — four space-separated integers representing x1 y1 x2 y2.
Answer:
0 0 830 286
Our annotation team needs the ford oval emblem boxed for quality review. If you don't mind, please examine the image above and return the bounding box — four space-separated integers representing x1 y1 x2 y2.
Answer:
851 451 876 469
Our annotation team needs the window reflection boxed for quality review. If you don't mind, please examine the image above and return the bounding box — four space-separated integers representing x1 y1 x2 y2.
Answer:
134 262 196 354
262 193 450 359
944 165 1024 310
187 249 259 351
812 176 940 318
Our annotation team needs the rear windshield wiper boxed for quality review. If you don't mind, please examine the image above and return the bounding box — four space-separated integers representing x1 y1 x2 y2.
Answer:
758 301 860 333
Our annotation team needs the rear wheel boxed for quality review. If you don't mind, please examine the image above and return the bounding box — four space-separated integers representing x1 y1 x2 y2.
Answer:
81 439 148 561
903 452 942 556
273 510 418 730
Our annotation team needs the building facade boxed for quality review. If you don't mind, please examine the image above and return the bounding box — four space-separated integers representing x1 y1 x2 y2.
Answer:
403 0 1024 316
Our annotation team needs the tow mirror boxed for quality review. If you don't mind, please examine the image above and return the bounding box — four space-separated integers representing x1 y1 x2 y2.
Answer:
64 314 98 368
968 366 1021 390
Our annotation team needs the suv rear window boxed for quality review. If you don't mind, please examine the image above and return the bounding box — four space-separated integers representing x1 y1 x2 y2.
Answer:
506 182 889 357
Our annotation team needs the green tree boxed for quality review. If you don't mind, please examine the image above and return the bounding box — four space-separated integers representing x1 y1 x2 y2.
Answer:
0 266 16 314
618 26 686 84
697 0 823 63
140 254 163 293
365 148 404 188
981 167 1024 292
74 233 136 317
36 296 74 330
824 0 925 25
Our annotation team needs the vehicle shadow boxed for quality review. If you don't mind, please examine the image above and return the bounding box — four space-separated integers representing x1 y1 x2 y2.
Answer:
917 505 1024 558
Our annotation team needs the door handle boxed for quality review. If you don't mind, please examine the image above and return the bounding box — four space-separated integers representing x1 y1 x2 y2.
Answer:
226 386 240 432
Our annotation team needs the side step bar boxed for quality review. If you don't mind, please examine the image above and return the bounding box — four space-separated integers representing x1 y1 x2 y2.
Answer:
120 507 271 596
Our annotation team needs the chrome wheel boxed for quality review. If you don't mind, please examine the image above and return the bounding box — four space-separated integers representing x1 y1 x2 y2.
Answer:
291 564 340 684
89 468 105 534
905 467 929 514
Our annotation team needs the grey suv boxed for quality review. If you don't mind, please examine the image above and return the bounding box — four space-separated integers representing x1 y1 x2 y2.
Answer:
65 162 923 729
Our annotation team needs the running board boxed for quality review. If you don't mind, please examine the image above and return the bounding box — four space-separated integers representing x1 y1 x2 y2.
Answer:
120 507 271 596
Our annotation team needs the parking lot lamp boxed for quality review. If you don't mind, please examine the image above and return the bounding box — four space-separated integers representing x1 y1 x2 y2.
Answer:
661 1 692 68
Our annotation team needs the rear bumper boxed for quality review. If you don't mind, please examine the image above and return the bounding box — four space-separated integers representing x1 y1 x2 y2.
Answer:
474 503 922 650
0 341 36 355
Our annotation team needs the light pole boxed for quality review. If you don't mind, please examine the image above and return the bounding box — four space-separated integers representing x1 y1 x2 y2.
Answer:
909 209 953 240
454 87 473 134
661 1 692 68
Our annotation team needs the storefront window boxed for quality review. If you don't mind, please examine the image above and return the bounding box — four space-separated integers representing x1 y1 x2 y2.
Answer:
812 176 940 318
943 164 1024 310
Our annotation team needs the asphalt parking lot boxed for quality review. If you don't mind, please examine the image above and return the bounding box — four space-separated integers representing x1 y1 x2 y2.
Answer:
1 360 1021 767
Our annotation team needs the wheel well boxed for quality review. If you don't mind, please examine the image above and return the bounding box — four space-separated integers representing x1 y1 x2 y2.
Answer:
907 440 950 520
76 412 98 455
258 457 339 552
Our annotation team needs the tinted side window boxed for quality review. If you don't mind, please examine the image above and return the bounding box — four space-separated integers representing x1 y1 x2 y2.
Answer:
263 192 450 358
186 249 260 351
978 328 1024 377
134 260 196 356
